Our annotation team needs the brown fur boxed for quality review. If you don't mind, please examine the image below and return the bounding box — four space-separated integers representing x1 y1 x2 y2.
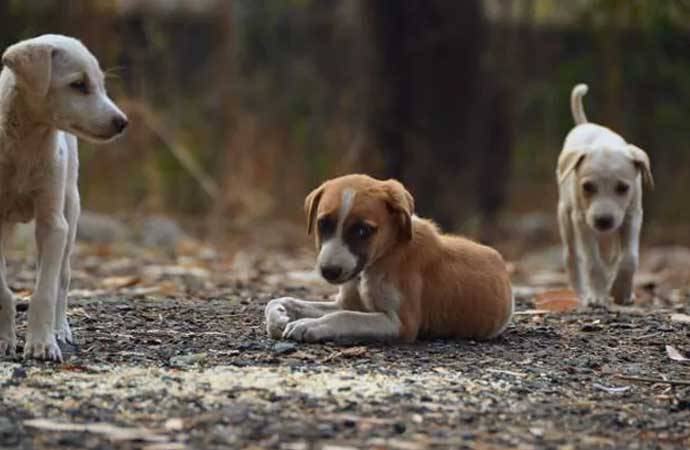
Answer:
298 174 513 341
372 217 512 340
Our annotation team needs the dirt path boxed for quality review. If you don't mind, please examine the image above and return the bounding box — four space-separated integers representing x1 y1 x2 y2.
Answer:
1 240 689 449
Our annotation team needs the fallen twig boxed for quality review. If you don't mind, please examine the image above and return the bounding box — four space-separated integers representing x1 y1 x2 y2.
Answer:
513 309 550 316
614 375 690 386
486 368 526 378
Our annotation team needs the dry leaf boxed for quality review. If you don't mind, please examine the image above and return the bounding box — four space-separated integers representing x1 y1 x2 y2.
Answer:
341 346 368 357
321 346 368 363
23 419 168 443
665 345 689 362
670 313 690 324
513 309 551 316
533 289 581 312
101 276 141 290
143 444 189 450
163 418 184 431
157 280 182 296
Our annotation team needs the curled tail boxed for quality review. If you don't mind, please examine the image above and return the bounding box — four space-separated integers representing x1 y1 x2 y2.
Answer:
570 83 589 125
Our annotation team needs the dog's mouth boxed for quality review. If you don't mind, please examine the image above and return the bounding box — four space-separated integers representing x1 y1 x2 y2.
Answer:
322 262 366 286
68 124 122 143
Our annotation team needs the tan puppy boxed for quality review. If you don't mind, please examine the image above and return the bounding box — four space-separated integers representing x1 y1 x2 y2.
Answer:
557 84 653 306
265 174 513 343
0 35 128 361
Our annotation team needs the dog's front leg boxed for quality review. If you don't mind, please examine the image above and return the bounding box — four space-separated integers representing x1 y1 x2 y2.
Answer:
0 224 17 358
558 203 583 296
265 281 359 339
611 212 641 305
572 213 610 306
55 186 80 344
26 214 68 361
282 310 401 343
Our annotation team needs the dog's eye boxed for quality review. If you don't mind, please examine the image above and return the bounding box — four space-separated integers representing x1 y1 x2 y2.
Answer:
615 182 630 195
70 80 89 94
352 223 375 240
582 181 597 195
317 217 335 236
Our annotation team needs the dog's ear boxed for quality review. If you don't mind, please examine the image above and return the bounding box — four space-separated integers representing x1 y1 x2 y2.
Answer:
383 179 415 241
557 148 588 185
304 183 326 235
2 41 56 97
627 145 654 190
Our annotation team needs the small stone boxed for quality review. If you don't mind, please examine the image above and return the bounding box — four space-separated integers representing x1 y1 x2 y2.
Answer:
169 352 207 367
11 367 27 380
581 322 602 332
77 211 130 243
272 342 297 355
317 423 335 438
393 422 406 434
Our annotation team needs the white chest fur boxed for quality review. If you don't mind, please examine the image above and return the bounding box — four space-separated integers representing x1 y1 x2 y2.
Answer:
357 270 402 314
0 132 62 223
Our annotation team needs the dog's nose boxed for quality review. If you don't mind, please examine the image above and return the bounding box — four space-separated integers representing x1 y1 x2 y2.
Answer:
320 265 343 282
112 115 128 133
594 215 614 231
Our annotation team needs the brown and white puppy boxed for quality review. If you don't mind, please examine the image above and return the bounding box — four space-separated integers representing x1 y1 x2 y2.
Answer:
265 174 513 343
557 84 653 306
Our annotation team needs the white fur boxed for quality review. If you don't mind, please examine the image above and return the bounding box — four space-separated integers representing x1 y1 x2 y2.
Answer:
557 84 649 306
316 189 357 282
266 273 402 343
0 35 127 361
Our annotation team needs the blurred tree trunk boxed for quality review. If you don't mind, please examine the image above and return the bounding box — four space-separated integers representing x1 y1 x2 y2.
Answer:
366 0 513 233
599 0 624 129
367 0 410 181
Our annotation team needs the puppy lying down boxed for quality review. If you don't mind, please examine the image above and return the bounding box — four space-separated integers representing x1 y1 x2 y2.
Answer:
266 174 513 343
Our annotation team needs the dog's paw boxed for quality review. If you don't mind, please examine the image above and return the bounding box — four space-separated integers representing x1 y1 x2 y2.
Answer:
55 320 75 345
265 300 291 339
612 295 633 306
582 294 612 307
0 336 16 358
25 333 63 362
282 318 329 343
0 310 16 358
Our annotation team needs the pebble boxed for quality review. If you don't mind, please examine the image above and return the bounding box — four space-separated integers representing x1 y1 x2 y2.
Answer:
393 422 406 434
580 322 602 332
11 367 27 380
169 352 207 367
272 342 298 355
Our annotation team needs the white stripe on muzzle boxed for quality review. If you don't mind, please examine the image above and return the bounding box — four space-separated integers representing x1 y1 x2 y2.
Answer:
317 189 358 277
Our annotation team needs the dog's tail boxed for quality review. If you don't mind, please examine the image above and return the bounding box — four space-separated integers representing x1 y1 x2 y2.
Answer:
570 83 589 125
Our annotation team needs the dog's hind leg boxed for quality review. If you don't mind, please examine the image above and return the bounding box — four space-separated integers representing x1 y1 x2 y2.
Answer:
611 212 641 305
0 224 17 358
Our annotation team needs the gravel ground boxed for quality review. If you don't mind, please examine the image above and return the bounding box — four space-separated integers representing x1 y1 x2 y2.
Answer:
1 238 689 450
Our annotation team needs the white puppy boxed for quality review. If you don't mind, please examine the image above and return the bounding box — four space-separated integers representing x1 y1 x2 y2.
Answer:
0 35 128 361
557 84 653 306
